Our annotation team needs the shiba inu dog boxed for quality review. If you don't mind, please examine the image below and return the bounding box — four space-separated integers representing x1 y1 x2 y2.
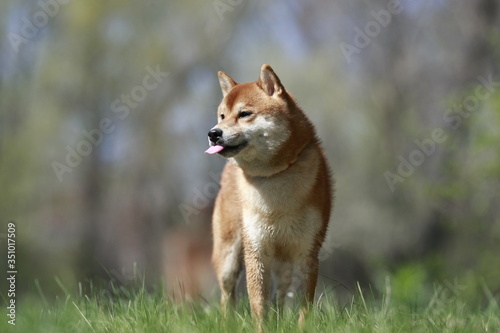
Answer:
206 64 333 327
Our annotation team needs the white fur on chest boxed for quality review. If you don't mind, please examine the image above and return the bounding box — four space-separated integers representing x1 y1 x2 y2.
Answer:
240 146 320 215
242 207 322 260
237 145 323 259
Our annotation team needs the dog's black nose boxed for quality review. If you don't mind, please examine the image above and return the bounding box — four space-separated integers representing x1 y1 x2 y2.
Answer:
208 128 223 143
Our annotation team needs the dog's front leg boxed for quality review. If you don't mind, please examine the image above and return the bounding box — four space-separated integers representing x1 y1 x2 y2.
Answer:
244 244 271 329
296 255 320 327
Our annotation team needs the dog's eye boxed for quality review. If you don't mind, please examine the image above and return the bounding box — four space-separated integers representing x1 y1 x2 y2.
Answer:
220 114 225 120
238 111 253 118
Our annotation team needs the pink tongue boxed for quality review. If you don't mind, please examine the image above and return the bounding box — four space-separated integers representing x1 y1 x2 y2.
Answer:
205 145 225 154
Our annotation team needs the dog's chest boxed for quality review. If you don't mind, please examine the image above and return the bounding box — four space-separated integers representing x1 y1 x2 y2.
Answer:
240 171 322 260
242 206 321 261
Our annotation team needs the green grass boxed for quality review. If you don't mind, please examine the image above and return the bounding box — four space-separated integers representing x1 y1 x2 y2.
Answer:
1 282 499 333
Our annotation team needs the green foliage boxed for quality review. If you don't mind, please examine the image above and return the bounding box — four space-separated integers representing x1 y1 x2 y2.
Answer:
391 263 430 307
1 279 498 333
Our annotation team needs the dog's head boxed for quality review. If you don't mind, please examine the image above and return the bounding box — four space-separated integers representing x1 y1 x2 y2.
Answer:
206 64 295 163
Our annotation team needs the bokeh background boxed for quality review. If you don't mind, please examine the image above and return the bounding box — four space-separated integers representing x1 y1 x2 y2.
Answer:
1 0 500 306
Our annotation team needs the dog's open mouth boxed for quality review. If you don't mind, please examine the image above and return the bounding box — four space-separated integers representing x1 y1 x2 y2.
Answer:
205 142 248 156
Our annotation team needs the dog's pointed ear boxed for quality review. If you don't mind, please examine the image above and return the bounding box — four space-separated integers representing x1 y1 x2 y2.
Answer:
258 64 284 97
218 71 237 97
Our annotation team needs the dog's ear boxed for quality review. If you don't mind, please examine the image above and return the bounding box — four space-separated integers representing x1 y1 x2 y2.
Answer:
259 64 284 97
218 71 237 97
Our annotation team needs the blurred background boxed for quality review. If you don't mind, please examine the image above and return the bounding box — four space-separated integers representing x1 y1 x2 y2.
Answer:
1 0 499 306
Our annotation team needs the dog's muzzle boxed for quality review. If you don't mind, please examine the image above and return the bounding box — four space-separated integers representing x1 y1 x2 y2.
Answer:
208 128 223 144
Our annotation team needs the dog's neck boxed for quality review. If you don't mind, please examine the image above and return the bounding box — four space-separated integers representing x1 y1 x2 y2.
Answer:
231 139 315 178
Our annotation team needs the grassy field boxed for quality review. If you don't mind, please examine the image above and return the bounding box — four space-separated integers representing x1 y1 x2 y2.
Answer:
2 282 499 333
